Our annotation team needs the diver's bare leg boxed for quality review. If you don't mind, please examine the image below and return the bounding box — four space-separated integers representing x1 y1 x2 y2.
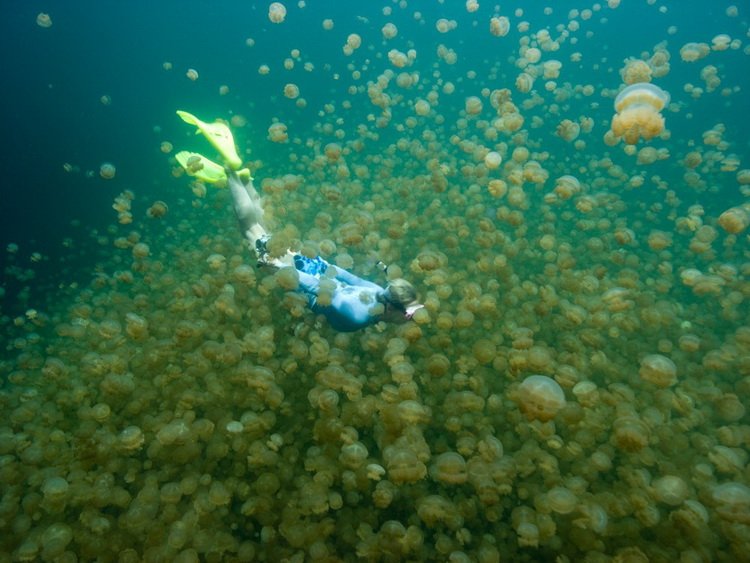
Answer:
227 173 294 268
227 173 265 250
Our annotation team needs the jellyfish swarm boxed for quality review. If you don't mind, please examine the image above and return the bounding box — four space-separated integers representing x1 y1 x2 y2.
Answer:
609 83 670 145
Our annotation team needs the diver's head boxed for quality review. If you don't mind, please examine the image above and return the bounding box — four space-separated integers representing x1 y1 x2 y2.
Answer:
382 278 418 310
378 278 424 322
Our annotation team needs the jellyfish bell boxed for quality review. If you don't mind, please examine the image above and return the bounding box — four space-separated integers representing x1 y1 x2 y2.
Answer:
515 374 566 421
268 2 287 23
36 13 52 28
610 82 670 144
99 162 116 179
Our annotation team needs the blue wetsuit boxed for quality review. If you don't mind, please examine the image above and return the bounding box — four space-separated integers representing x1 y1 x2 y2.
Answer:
293 255 386 332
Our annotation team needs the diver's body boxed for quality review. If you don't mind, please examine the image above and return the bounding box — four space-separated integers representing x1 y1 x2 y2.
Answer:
176 110 423 331
226 172 421 331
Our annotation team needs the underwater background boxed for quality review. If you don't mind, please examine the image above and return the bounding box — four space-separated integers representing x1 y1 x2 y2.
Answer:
1 0 749 561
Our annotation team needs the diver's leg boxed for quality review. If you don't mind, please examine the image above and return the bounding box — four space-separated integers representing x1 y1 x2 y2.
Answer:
227 173 295 268
227 173 266 248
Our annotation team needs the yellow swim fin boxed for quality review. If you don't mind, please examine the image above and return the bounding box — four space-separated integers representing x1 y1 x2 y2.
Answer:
175 151 228 186
237 167 253 182
176 110 243 170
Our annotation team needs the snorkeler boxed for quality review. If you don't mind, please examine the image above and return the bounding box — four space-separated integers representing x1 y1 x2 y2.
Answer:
175 111 424 332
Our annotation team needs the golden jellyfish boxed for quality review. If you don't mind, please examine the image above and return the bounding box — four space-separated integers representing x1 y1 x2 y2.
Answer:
346 33 362 50
436 18 454 33
268 2 287 23
620 59 652 85
382 22 398 39
712 34 731 51
639 354 677 387
712 482 750 523
414 99 430 116
160 141 173 153
283 83 300 99
186 68 199 81
542 59 562 79
545 486 578 514
524 47 542 64
717 206 750 234
610 83 670 144
516 73 534 93
465 96 483 115
230 115 247 128
489 16 510 37
484 151 502 169
268 122 289 143
99 162 116 180
146 201 168 219
36 13 52 28
553 175 581 200
556 119 580 142
680 42 710 62
515 375 566 421
388 49 409 68
488 179 507 197
652 476 690 506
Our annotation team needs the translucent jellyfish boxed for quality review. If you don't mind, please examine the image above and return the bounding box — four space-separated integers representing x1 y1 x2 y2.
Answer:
680 42 710 62
484 151 502 169
268 2 287 23
556 119 580 142
610 83 670 144
283 83 300 99
489 16 510 37
717 206 750 234
436 18 454 33
36 13 52 28
414 99 430 116
542 60 562 79
515 375 566 421
711 34 731 51
639 354 677 387
186 68 199 81
382 23 398 39
712 482 750 523
516 73 534 93
465 96 483 115
553 175 581 200
268 122 289 143
620 59 652 85
99 162 116 179
146 201 169 219
346 33 362 50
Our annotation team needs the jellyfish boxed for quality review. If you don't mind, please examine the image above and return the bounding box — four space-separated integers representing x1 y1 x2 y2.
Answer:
609 83 670 145
268 2 287 23
99 162 116 179
36 13 52 28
